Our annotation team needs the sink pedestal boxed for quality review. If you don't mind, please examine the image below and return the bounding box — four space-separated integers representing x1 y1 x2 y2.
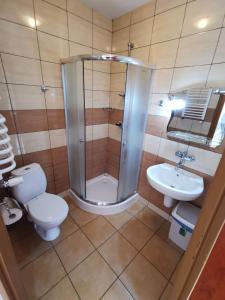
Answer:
164 195 176 208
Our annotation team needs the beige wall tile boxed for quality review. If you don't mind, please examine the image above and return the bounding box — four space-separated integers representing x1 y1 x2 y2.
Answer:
207 63 225 87
188 145 221 176
171 65 210 92
2 54 42 85
130 18 153 48
143 134 161 155
93 71 110 91
85 90 92 108
18 131 50 154
213 28 225 63
113 13 131 32
152 5 185 43
9 134 21 155
68 13 92 47
69 42 92 56
45 0 66 9
35 0 67 39
176 30 220 67
93 91 109 108
149 39 179 68
93 60 111 73
93 124 108 139
0 83 11 110
110 92 124 110
46 87 64 109
0 20 39 59
38 32 69 63
156 0 186 14
131 2 155 24
131 47 150 64
110 73 126 92
0 60 5 83
93 11 112 31
148 94 171 117
86 126 93 141
8 84 45 110
42 61 62 87
152 69 173 93
182 0 225 36
112 27 129 53
93 26 112 52
108 124 121 142
69 42 92 70
67 0 92 21
49 129 66 148
84 69 93 90
0 0 35 28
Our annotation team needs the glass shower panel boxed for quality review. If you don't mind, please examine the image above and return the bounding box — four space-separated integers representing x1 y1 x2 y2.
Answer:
62 61 86 199
117 64 152 202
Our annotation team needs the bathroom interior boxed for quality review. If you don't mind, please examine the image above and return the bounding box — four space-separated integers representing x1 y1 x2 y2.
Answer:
0 0 225 299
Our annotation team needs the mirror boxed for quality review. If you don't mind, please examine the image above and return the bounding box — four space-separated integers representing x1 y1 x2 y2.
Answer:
167 88 225 148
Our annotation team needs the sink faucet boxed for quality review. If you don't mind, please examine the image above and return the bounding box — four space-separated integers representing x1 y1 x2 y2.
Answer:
175 151 195 170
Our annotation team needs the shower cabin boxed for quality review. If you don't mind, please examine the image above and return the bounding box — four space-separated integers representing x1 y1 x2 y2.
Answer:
61 54 153 214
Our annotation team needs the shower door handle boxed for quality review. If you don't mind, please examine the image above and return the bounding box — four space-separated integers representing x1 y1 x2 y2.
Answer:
79 138 85 143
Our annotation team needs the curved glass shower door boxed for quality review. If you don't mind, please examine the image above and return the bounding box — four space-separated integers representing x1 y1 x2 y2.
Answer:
62 60 86 199
117 64 152 202
62 54 153 213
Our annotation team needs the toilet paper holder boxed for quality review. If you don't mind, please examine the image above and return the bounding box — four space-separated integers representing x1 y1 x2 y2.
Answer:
0 197 23 225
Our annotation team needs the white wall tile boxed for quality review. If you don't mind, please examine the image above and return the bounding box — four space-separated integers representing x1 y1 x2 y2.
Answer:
108 124 121 142
207 63 225 87
93 124 108 140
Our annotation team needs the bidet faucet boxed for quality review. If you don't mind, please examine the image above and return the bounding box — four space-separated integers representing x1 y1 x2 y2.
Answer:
175 151 195 170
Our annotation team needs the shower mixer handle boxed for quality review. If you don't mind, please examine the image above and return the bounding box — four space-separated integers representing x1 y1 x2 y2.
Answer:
115 121 123 128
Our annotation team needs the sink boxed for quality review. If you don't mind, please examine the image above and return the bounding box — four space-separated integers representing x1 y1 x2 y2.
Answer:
146 163 204 207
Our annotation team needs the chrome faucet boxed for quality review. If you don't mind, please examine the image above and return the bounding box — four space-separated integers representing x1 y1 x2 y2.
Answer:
175 151 195 170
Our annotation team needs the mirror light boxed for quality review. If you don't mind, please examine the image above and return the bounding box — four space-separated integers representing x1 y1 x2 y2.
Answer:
26 17 40 28
170 99 185 110
196 18 209 29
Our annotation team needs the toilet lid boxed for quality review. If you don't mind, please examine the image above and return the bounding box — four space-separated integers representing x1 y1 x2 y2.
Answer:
28 193 68 223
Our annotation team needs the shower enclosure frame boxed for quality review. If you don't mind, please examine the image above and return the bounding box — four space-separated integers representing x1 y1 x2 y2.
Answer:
61 54 153 214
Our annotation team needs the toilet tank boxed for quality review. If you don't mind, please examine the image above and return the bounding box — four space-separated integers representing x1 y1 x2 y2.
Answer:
11 163 47 204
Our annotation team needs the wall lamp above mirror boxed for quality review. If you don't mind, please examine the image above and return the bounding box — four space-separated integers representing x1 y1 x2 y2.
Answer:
166 88 225 149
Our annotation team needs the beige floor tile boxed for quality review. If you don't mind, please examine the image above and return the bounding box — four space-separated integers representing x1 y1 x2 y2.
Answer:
126 200 145 216
119 217 154 250
101 280 134 300
82 216 116 247
157 220 184 253
141 235 181 279
137 207 164 231
120 254 167 300
105 211 132 229
170 257 183 285
69 251 116 300
55 230 94 272
8 217 34 243
160 283 173 300
40 277 79 300
14 232 52 268
99 232 137 275
52 216 79 245
64 195 77 211
70 206 97 226
21 248 66 299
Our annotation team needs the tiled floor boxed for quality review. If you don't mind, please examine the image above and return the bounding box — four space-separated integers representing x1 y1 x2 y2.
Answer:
8 196 183 300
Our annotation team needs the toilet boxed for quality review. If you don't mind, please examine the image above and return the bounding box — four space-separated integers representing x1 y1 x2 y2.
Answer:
11 163 69 241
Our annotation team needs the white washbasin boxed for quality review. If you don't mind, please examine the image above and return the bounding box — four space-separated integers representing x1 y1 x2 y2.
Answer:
146 163 204 207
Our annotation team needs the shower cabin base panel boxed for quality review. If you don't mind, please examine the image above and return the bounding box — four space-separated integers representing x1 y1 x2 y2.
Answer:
69 174 138 215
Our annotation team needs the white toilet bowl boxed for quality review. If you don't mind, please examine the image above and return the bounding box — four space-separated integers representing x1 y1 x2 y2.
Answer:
11 163 69 241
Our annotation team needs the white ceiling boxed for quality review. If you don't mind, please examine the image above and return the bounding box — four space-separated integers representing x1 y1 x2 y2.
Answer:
81 0 151 19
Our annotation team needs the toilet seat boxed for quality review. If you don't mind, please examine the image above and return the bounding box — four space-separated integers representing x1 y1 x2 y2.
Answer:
27 193 68 226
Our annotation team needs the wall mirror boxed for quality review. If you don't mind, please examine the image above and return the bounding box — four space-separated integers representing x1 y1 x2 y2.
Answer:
167 88 225 148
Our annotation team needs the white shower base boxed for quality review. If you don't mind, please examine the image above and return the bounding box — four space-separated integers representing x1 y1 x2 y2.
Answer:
86 174 118 204
69 173 137 215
